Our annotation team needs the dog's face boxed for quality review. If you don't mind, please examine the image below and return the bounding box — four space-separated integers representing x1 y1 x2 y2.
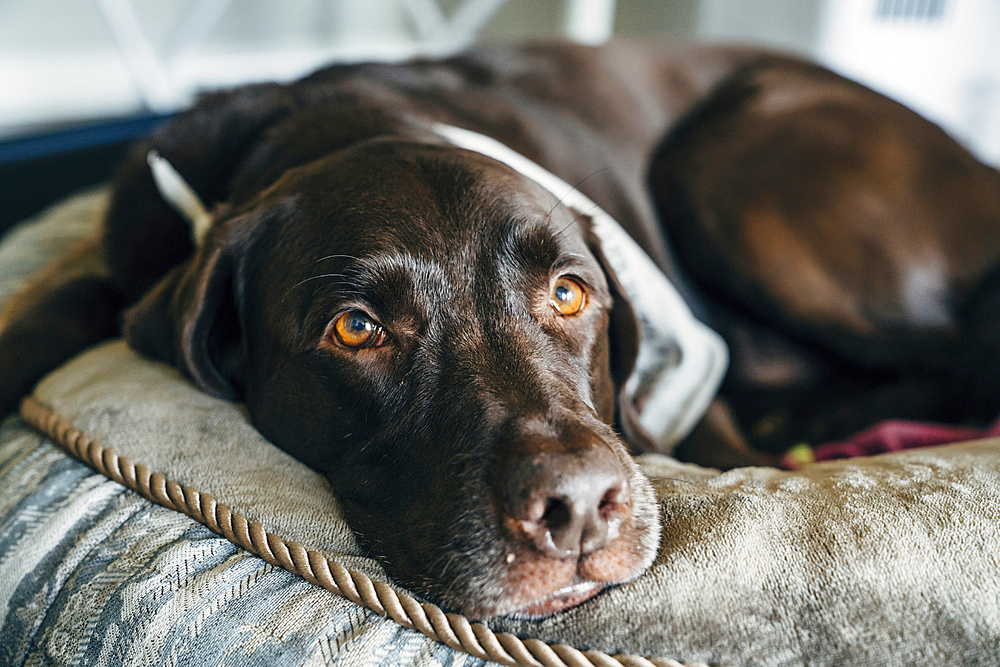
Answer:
125 138 660 618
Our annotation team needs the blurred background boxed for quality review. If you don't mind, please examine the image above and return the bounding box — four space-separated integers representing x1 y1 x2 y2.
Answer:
1 0 998 229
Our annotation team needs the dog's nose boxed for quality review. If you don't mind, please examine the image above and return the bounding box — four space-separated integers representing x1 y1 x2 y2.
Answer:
502 446 630 559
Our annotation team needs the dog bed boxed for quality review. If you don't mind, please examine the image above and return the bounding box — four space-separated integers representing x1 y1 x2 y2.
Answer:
2 190 1000 667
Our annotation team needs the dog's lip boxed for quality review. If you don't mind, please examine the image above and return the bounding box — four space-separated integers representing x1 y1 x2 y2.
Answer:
510 579 607 618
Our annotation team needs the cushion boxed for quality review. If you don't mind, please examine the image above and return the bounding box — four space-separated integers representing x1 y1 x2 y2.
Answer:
3 190 1000 666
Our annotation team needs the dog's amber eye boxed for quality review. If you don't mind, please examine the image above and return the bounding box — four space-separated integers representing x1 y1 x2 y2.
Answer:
551 277 586 316
330 311 386 349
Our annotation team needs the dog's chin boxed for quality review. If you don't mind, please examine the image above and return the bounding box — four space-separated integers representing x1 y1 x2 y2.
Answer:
508 579 608 619
451 572 612 620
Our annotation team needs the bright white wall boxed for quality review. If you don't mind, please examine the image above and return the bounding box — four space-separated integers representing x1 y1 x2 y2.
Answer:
0 0 698 139
1 0 998 167
695 0 825 55
0 0 415 137
818 0 1000 164
696 0 1000 165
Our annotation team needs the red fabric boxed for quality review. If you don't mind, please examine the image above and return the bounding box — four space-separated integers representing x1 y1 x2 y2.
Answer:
780 417 1000 470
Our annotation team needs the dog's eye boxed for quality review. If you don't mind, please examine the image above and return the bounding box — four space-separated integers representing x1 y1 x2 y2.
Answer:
330 311 386 349
551 277 587 316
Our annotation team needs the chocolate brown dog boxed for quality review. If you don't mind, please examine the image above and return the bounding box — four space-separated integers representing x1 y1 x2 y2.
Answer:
2 41 999 619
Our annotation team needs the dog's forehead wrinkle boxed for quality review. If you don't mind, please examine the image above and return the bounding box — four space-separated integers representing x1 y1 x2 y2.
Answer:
299 247 454 322
401 145 576 251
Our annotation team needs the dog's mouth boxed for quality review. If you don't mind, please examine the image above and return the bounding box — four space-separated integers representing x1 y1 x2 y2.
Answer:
475 448 661 620
510 579 608 618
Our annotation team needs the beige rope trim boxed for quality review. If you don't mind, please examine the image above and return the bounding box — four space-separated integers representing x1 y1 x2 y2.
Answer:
19 396 705 667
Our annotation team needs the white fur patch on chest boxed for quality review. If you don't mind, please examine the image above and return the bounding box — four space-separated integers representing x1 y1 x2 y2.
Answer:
902 261 953 327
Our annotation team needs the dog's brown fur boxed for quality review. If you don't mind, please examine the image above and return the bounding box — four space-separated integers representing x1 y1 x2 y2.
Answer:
2 41 999 618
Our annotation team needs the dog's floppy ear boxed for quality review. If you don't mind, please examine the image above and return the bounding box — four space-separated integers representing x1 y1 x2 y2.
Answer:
581 222 643 436
104 83 293 303
122 210 267 400
584 227 639 388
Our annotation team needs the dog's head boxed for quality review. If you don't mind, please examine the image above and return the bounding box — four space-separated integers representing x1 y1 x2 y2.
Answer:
124 137 660 618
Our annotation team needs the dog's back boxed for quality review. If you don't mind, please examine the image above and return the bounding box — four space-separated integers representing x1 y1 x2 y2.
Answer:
649 56 1000 451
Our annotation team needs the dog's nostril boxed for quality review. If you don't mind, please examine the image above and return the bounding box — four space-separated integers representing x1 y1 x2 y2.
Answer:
503 447 630 560
599 484 629 516
599 488 615 512
541 497 572 531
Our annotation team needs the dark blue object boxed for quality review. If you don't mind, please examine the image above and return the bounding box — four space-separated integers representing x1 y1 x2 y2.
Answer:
0 113 172 236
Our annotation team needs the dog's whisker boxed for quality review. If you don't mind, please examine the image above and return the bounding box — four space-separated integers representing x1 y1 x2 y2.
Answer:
547 196 612 247
427 550 463 594
280 273 348 302
315 253 360 263
543 167 613 225
558 210 592 238
553 216 581 239
555 202 605 241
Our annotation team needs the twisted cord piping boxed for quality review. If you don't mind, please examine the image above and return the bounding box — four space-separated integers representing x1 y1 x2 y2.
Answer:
19 395 707 667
